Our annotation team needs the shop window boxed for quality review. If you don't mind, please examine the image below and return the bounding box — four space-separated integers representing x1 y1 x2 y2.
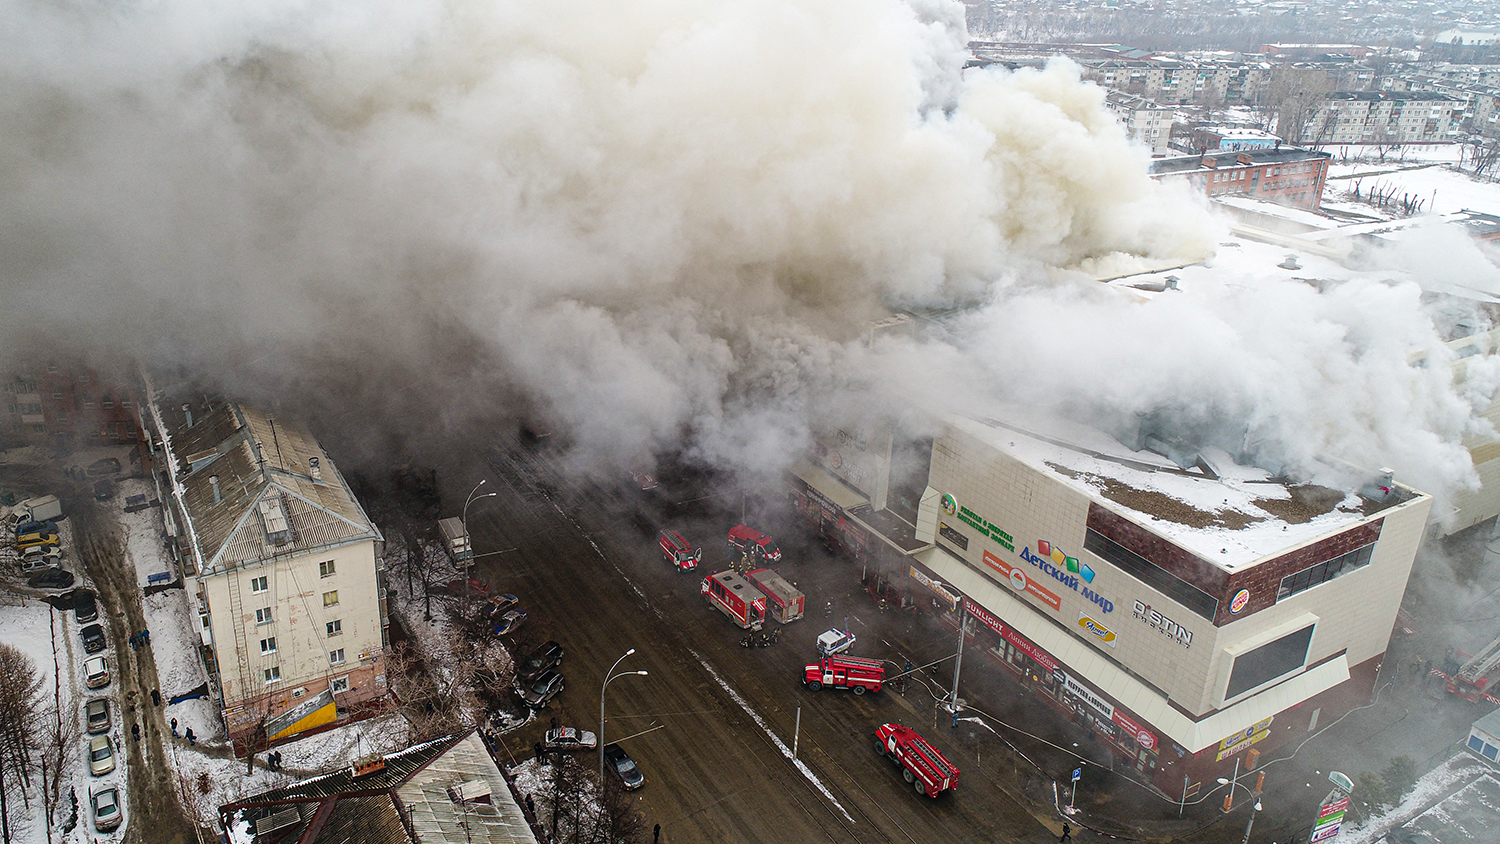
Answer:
330 676 350 693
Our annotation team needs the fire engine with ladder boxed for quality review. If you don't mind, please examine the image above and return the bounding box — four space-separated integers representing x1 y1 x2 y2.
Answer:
701 570 767 631
805 655 884 695
874 723 959 797
1447 631 1500 702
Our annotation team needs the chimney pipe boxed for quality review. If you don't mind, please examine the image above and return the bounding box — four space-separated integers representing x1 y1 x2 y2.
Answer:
309 457 322 481
182 403 193 428
210 475 221 504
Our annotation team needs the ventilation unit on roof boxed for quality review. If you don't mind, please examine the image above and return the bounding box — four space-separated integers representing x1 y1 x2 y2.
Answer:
258 497 292 546
351 753 387 778
447 779 493 804
254 807 301 836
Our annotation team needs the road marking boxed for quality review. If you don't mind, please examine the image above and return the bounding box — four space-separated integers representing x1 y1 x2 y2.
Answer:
692 651 854 823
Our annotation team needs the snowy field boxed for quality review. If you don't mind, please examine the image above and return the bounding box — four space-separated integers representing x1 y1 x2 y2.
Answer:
1327 164 1500 218
1337 753 1494 844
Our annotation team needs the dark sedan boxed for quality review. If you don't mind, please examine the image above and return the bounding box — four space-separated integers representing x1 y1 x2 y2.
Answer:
520 670 565 709
519 641 563 681
602 744 644 790
74 590 98 623
80 623 106 654
28 567 75 590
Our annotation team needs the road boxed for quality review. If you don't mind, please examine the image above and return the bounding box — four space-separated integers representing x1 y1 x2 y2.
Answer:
464 440 1058 844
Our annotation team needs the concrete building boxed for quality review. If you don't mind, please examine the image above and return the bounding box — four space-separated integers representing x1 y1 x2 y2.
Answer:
1149 147 1332 212
1313 92 1459 144
141 381 388 752
1435 29 1500 48
1190 126 1282 152
1104 91 1173 155
790 409 1431 797
219 728 537 843
1 358 141 451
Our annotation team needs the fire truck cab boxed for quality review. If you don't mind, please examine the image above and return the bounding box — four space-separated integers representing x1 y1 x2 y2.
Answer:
805 655 884 695
745 567 804 623
727 524 781 566
874 723 960 797
658 530 700 571
701 570 766 631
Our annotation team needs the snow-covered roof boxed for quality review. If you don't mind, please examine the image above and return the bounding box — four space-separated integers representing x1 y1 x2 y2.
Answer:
951 412 1417 571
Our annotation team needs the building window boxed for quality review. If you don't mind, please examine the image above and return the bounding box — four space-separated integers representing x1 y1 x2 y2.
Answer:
1083 529 1219 620
326 619 342 637
78 374 90 384
82 395 94 408
1277 544 1375 601
319 560 335 578
250 575 268 593
101 396 113 408
329 648 346 665
322 590 339 607
255 607 273 625
264 666 281 683
260 637 276 654
50 391 62 400
1225 624 1315 699
330 676 350 694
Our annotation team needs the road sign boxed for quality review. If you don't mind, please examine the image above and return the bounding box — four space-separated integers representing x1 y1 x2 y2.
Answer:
1328 771 1354 794
1071 767 1082 783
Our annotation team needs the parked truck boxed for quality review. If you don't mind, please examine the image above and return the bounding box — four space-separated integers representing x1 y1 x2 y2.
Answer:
805 655 884 695
701 570 767 631
438 517 472 562
5 495 62 528
727 524 781 568
874 723 960 797
745 567 804 623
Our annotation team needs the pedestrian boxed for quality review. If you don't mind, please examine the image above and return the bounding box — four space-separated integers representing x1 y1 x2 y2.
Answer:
951 710 959 729
276 751 283 770
534 742 544 761
151 688 161 706
185 727 195 746
129 634 137 651
170 718 178 737
112 731 120 753
131 723 140 742
1060 822 1072 843
654 823 661 843
142 628 150 646
526 794 535 817
551 716 559 731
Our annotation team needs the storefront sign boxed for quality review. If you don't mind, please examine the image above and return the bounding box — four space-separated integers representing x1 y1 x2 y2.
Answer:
1061 671 1158 750
946 495 1015 552
1020 542 1115 614
938 522 969 550
1063 673 1114 719
1218 717 1274 752
909 567 959 612
1215 727 1271 762
984 550 1062 611
1311 794 1349 843
1230 589 1251 614
999 621 1058 673
1077 613 1117 647
1132 600 1194 649
1112 710 1157 751
964 598 1005 637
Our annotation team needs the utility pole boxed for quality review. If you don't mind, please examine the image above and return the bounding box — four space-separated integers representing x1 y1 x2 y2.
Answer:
949 600 968 719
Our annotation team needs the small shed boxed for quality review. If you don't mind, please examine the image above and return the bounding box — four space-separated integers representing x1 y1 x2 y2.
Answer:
1465 708 1500 765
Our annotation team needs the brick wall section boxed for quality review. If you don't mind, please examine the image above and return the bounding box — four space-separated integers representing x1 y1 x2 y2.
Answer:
1086 504 1228 596
1214 519 1384 626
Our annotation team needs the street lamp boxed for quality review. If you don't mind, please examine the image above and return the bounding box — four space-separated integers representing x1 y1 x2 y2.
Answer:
1217 771 1265 844
600 649 648 789
462 480 498 606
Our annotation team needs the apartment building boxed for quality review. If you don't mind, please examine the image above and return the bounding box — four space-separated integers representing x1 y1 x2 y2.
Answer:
1104 91 1173 155
1313 92 1459 144
1149 147 1332 212
143 381 387 752
789 410 1431 796
1 358 141 450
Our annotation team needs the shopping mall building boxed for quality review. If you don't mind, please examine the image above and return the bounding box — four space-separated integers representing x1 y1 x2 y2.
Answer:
789 412 1430 798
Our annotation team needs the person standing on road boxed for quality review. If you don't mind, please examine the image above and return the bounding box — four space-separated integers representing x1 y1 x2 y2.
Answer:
151 688 161 706
131 723 140 742
185 727 195 746
1060 822 1072 843
170 718 178 737
653 823 661 843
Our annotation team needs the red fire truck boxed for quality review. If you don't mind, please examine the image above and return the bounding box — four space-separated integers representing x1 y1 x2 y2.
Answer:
701 571 767 631
745 568 804 623
805 655 884 695
727 524 782 566
874 723 960 797
658 530 701 571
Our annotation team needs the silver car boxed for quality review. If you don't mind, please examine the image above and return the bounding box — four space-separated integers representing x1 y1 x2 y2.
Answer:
91 785 121 831
88 735 115 776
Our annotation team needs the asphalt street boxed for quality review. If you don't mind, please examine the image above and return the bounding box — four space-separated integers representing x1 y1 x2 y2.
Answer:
464 440 1059 844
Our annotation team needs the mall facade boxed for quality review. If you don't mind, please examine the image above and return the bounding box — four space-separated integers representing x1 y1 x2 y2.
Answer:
789 412 1430 797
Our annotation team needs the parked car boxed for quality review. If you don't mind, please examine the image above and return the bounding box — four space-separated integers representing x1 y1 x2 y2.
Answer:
543 727 597 751
90 785 121 831
88 734 115 776
484 593 519 617
27 567 74 590
80 623 106 654
84 656 109 689
518 641 564 681
90 785 121 832
74 589 98 623
491 609 527 636
816 628 857 657
520 670 565 708
602 744 644 790
20 544 62 570
86 457 121 477
13 519 57 536
17 531 59 551
85 698 110 734
93 479 114 501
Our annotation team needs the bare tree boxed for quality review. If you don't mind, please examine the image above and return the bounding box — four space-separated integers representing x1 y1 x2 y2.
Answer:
0 643 45 844
1256 67 1335 143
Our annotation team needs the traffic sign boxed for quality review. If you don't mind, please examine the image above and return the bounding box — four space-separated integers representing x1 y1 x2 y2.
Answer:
1071 767 1082 783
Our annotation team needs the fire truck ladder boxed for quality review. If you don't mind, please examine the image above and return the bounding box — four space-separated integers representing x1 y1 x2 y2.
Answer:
1457 633 1500 689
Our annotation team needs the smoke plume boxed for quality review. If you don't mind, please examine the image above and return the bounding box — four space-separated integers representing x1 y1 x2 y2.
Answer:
2 0 1497 508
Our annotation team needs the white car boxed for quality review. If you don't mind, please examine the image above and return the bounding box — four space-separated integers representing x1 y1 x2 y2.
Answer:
84 656 109 689
543 727 598 751
816 628 856 657
91 785 121 832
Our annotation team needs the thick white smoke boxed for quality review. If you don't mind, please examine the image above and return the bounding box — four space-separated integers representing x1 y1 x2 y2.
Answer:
1 0 1495 507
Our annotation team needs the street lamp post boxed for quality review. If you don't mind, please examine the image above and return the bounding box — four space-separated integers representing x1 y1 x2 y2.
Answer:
1217 770 1265 844
462 480 498 607
600 649 648 789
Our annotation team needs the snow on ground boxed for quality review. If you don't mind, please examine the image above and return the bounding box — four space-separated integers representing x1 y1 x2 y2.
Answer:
1337 753 1490 844
1323 143 1465 167
1327 164 1500 218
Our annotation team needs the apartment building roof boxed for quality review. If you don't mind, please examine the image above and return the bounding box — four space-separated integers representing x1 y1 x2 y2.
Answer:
150 383 380 575
1149 147 1330 177
1328 90 1459 102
